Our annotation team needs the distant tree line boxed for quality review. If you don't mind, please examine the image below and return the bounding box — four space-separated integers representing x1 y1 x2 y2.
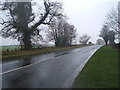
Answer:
79 34 91 45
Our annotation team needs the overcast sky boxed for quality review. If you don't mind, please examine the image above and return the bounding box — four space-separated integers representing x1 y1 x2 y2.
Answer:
0 0 119 46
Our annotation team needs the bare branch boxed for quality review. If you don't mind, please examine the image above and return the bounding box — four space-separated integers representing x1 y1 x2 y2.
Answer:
0 18 10 25
32 0 62 30
28 15 35 23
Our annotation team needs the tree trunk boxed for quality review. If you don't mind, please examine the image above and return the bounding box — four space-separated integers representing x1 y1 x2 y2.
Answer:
23 32 32 50
105 41 108 46
55 40 61 47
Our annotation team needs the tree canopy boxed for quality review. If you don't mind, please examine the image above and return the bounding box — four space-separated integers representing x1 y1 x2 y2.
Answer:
0 0 63 49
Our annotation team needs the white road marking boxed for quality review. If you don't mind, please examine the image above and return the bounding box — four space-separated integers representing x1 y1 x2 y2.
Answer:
0 53 67 75
0 58 53 75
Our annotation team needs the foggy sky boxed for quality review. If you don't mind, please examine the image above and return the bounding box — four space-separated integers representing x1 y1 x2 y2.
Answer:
0 0 119 46
62 0 118 43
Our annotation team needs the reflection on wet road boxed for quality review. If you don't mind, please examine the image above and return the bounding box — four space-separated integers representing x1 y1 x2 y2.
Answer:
2 45 102 88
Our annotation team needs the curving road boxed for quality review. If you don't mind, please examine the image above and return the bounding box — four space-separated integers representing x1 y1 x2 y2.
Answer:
2 45 102 88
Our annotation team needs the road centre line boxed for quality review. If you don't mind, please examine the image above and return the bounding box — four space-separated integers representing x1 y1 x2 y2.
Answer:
0 51 72 75
0 57 55 75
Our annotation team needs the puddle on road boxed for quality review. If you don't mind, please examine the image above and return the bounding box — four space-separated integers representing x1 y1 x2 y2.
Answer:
2 47 85 73
55 52 69 57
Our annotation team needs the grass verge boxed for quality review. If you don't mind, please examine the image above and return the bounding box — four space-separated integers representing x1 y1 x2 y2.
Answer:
73 46 119 88
2 45 90 60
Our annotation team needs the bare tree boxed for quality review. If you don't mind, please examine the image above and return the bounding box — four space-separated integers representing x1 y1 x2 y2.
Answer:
0 0 63 50
105 4 120 43
105 10 119 34
79 34 91 45
47 16 76 46
99 25 109 46
96 39 105 45
108 30 116 45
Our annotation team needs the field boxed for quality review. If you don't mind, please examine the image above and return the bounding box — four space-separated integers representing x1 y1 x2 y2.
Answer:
73 46 119 88
0 45 21 51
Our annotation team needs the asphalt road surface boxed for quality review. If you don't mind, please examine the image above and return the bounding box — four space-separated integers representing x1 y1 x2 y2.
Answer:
1 45 102 88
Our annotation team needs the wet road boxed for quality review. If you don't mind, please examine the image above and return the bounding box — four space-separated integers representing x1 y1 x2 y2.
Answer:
2 45 102 88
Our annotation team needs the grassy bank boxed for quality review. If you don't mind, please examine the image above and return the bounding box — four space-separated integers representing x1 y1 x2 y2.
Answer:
1 45 89 60
73 46 119 88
